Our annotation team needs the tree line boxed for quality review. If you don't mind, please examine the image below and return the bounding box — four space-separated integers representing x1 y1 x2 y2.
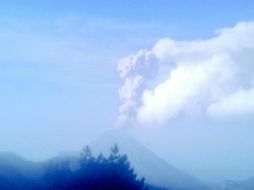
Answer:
0 145 148 190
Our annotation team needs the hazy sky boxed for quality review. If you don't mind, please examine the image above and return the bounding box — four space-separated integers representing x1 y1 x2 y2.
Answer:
1 0 254 182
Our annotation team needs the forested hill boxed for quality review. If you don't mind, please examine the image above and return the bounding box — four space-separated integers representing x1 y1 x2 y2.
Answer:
0 146 162 190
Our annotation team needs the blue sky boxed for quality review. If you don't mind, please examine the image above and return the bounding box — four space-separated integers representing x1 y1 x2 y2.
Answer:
1 0 254 182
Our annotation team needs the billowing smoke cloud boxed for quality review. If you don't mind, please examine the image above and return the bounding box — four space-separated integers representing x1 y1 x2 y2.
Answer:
207 87 254 117
117 21 254 126
117 50 158 125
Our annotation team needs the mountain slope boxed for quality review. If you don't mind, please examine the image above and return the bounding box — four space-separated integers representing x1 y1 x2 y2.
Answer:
0 131 212 190
218 177 254 190
89 130 212 190
0 152 44 179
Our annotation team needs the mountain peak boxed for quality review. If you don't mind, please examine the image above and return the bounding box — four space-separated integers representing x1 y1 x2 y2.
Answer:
89 130 211 190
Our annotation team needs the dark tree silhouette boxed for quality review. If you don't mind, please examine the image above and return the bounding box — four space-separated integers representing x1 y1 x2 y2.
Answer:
73 144 148 190
0 145 149 190
43 161 73 190
42 144 148 190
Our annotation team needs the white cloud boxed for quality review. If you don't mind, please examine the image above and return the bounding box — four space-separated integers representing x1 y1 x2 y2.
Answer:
208 87 254 117
117 21 254 125
137 52 238 125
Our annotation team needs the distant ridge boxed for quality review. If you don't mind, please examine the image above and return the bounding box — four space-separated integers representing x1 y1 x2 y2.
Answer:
0 152 44 178
218 177 254 190
0 131 213 190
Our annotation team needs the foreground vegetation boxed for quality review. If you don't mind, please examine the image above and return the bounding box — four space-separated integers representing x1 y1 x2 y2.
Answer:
0 145 148 190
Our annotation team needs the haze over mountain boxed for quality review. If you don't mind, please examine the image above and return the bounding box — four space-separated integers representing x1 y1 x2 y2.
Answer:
1 1 254 189
88 131 212 190
0 131 212 190
1 130 254 190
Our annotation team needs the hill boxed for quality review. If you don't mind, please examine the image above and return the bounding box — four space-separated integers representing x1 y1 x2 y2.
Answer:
89 130 212 190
